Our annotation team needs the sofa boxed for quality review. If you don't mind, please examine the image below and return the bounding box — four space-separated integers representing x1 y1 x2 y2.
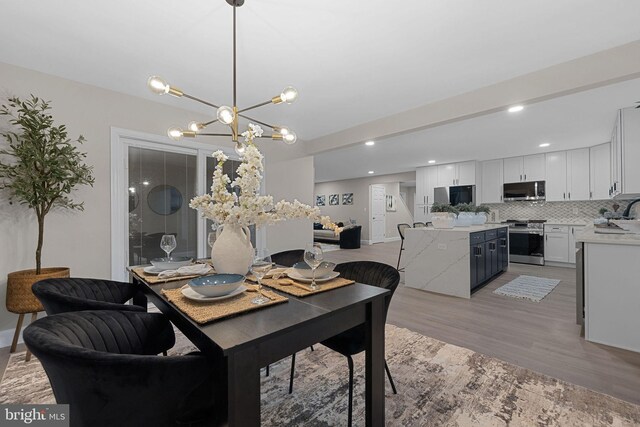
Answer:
313 222 362 249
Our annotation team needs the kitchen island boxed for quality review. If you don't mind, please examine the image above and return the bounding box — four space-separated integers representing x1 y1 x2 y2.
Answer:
404 224 509 299
576 225 640 353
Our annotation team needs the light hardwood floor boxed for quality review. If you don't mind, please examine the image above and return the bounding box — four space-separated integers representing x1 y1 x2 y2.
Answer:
2 241 639 407
322 240 640 406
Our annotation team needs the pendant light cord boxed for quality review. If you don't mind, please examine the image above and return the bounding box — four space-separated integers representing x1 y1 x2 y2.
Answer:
233 4 237 108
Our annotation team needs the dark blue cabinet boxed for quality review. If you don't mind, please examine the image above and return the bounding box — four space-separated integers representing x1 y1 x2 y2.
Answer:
470 227 508 292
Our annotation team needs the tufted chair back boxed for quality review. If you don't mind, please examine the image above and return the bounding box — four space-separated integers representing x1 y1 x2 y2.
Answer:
271 249 305 267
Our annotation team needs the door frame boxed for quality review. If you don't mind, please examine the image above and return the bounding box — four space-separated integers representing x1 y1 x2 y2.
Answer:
110 127 243 281
369 184 386 244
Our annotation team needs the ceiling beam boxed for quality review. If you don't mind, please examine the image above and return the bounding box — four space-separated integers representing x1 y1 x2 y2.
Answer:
305 40 640 155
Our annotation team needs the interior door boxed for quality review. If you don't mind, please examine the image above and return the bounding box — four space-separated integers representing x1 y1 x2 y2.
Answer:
370 184 386 244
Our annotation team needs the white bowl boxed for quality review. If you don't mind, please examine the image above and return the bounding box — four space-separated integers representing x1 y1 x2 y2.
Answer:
292 261 336 279
150 257 192 271
187 274 246 297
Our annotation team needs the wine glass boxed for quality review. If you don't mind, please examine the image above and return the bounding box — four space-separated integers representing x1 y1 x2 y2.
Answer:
251 248 273 305
304 243 324 290
160 234 177 259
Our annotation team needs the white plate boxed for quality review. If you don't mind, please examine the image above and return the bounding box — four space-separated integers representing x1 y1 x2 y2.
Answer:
144 266 165 275
180 284 247 302
286 270 340 283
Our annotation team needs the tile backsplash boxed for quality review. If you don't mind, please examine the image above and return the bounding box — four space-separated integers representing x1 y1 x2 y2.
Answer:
483 199 634 223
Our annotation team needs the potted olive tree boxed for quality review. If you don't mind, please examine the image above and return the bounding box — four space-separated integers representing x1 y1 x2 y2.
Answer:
0 95 94 354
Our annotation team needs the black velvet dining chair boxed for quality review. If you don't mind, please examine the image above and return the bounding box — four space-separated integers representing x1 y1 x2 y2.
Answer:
271 249 305 267
23 310 216 427
413 222 427 228
288 261 400 427
32 277 145 315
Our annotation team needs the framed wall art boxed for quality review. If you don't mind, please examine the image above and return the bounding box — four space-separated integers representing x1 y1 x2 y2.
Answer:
316 195 326 206
342 193 353 205
329 194 339 205
386 194 396 211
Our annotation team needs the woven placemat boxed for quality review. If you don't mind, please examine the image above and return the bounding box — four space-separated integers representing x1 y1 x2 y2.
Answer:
132 267 206 284
161 286 288 324
256 277 355 297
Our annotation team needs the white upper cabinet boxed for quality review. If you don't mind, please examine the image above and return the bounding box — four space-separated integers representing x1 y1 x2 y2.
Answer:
456 161 476 186
436 161 476 187
481 159 504 203
566 148 590 201
437 164 456 187
522 154 546 181
545 149 590 202
619 107 640 197
503 157 523 183
503 154 545 183
590 143 611 200
545 152 567 201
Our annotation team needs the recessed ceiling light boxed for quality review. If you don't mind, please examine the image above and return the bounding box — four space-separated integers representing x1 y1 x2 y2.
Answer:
428 160 436 164
365 140 375 146
368 171 374 174
142 180 150 186
539 143 550 148
508 105 524 113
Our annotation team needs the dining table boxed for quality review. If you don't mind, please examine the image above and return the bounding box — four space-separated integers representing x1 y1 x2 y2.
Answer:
129 266 389 427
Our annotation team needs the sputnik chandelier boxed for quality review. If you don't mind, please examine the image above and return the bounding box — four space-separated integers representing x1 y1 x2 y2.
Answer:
147 0 298 155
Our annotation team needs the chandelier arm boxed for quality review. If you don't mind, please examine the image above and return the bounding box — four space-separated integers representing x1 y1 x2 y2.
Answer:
236 113 275 130
198 133 234 137
183 93 221 109
237 99 273 114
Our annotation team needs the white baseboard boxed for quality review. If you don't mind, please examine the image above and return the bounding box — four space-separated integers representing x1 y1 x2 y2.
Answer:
544 261 576 269
0 324 25 349
385 237 401 243
361 240 372 245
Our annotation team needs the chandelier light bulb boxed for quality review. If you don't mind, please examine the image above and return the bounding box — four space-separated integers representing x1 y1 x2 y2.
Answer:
235 141 246 155
147 76 169 95
167 126 184 140
217 106 235 125
282 131 297 144
188 121 203 132
280 86 298 104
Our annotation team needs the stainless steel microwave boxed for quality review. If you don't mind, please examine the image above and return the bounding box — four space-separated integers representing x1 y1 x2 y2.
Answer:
449 185 476 205
503 181 546 201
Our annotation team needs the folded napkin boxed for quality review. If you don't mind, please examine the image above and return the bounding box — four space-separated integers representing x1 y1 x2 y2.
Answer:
158 263 213 279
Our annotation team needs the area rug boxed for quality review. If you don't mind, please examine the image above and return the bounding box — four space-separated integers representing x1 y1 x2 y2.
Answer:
1 325 638 426
493 275 561 302
319 242 341 252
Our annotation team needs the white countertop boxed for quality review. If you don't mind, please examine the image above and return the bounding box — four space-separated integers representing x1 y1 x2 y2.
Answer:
405 224 508 233
576 225 640 246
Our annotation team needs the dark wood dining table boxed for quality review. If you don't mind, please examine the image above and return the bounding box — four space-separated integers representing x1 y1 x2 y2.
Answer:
130 268 389 427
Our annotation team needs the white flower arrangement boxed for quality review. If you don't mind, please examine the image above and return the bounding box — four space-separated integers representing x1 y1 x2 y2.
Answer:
190 124 341 234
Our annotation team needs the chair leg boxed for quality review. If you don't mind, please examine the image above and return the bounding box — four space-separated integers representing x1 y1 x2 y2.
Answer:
385 360 397 394
266 364 270 377
396 240 404 271
310 345 314 351
10 313 25 353
162 351 168 356
288 353 296 394
347 355 354 427
25 312 37 362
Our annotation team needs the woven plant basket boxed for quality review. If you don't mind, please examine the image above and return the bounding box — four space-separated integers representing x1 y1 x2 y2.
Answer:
6 267 70 314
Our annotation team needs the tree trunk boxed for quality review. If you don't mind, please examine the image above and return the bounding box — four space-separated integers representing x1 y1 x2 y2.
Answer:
36 214 44 275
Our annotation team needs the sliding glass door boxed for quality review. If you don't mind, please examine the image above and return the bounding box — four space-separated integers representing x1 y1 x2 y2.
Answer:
128 146 198 265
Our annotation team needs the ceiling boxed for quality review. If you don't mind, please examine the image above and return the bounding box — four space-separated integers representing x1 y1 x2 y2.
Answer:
1 0 640 144
314 77 640 182
0 0 640 181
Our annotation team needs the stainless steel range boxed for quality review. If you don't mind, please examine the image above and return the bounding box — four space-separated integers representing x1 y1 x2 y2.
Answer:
505 220 546 265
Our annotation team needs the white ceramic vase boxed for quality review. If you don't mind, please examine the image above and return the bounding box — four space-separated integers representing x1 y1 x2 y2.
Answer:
431 212 456 229
211 224 253 275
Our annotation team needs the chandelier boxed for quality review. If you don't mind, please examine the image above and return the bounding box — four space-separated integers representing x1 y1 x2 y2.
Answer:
146 0 298 155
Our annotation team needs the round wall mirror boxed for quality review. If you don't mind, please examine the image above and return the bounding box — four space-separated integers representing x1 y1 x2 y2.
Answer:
147 185 183 216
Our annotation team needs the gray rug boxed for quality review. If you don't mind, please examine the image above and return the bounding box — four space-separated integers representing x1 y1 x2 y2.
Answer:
319 242 341 253
1 324 639 426
493 275 561 302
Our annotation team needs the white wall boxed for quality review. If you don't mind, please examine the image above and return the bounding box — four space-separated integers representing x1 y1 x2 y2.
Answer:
265 156 314 254
314 171 415 241
0 61 303 339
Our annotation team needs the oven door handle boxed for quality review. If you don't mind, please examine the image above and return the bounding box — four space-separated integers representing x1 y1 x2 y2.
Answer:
508 230 544 235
